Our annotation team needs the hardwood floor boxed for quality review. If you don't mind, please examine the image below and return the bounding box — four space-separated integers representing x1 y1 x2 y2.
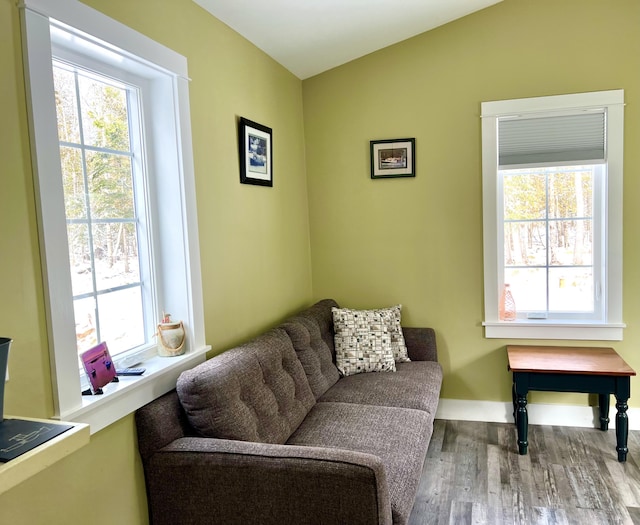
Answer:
409 420 640 525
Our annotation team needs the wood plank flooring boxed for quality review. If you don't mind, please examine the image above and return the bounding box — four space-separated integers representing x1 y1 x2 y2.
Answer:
409 420 640 525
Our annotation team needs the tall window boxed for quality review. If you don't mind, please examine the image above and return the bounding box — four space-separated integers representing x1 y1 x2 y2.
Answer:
20 0 208 432
481 91 625 340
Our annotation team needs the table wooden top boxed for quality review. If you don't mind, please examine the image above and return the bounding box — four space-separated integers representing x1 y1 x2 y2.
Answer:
507 345 636 376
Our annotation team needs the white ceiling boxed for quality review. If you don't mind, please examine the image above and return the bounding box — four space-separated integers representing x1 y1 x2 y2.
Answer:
193 0 503 79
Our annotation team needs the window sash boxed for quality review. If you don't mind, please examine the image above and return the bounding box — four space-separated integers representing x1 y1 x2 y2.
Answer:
496 164 604 321
52 56 157 361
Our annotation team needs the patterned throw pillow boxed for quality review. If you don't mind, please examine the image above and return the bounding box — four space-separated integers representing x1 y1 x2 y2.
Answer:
332 307 396 376
375 304 411 363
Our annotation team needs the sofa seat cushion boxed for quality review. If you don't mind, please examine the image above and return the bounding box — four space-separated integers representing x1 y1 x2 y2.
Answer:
286 402 433 525
318 361 443 416
177 328 316 444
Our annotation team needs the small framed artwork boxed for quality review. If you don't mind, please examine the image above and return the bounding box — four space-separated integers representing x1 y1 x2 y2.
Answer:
239 117 273 187
370 138 415 179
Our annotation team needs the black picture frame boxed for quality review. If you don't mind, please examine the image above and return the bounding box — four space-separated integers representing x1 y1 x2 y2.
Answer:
239 117 273 187
370 138 415 179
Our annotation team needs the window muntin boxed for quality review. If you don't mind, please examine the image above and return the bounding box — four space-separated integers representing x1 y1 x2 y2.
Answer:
53 60 153 358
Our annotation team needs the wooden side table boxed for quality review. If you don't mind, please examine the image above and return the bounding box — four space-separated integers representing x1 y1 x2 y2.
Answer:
507 345 636 462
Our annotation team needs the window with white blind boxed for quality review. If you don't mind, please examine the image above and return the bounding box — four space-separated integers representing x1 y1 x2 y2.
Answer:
481 90 625 340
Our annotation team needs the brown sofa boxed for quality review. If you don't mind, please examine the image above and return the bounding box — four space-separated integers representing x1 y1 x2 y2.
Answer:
136 299 443 525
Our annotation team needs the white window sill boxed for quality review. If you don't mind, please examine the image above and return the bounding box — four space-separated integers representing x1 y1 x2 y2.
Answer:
58 345 210 434
483 321 626 341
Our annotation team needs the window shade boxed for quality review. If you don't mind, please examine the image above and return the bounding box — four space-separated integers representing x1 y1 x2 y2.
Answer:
498 112 605 167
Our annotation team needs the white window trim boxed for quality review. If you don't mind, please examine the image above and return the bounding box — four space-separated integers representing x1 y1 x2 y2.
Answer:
481 90 625 341
20 0 209 433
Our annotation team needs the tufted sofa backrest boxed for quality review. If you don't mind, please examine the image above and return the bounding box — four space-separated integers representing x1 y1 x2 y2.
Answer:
280 299 341 399
176 328 316 444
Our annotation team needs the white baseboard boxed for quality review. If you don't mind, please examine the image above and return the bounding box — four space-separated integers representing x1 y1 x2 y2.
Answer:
435 398 640 431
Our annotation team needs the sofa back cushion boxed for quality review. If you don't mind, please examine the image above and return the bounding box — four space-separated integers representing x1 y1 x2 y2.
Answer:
280 299 341 399
176 328 316 444
298 299 339 354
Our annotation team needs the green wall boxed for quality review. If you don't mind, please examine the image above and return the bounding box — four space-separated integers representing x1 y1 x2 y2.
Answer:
0 0 311 522
303 0 640 404
1 0 639 522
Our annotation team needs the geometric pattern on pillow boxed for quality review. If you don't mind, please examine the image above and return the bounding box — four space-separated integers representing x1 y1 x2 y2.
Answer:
334 305 410 363
373 304 411 363
332 307 396 376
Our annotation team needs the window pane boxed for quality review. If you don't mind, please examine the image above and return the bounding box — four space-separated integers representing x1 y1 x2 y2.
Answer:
505 268 547 311
60 146 86 219
97 287 145 354
549 267 593 312
92 222 140 291
53 65 80 144
503 172 545 220
548 170 593 219
67 223 93 296
501 165 596 316
549 219 593 266
74 296 98 355
504 221 546 266
78 74 130 151
85 151 135 220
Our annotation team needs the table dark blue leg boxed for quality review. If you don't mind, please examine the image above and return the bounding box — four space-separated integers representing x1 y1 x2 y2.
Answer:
512 382 517 424
599 393 610 431
516 394 528 455
615 395 629 462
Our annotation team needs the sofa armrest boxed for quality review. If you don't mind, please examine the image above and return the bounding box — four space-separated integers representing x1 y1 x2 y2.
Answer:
142 437 393 525
402 327 438 362
136 390 192 461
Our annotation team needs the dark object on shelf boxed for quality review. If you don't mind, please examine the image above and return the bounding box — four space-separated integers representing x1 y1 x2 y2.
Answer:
0 418 73 462
0 337 11 421
117 368 146 376
0 338 74 462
